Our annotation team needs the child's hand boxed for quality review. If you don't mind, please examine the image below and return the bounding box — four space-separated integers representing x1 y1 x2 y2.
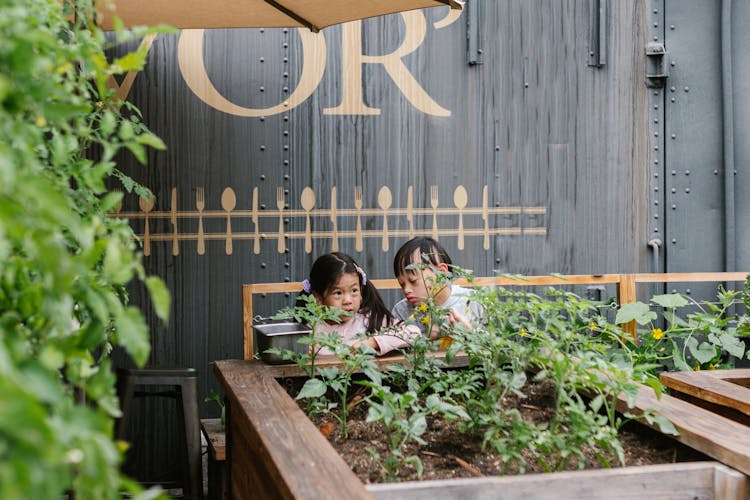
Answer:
429 309 472 338
351 337 379 353
446 308 472 330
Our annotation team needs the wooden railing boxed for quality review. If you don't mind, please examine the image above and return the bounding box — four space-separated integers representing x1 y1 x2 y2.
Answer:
242 272 749 360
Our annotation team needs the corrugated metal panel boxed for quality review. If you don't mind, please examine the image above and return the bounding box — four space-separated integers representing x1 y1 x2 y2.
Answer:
728 2 750 273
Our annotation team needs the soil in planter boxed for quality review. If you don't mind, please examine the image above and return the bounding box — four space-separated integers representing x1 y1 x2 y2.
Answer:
300 379 709 484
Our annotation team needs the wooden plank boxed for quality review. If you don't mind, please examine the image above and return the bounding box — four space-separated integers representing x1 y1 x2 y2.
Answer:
613 382 750 476
715 463 750 500
214 360 372 499
258 351 470 379
366 461 743 500
661 371 750 417
668 368 750 386
633 272 749 283
666 392 750 428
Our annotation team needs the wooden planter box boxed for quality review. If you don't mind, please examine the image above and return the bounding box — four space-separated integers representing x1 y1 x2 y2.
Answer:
214 358 750 499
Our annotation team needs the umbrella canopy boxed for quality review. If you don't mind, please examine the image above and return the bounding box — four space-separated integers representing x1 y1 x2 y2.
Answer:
96 0 463 31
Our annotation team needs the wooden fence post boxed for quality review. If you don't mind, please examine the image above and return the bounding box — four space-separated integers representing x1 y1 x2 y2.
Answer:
242 285 254 360
617 274 638 341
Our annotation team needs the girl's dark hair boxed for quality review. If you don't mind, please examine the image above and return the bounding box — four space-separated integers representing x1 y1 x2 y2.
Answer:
393 237 453 276
305 252 393 334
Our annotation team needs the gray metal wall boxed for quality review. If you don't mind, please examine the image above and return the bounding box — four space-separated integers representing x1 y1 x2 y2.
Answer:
656 0 749 299
111 0 745 413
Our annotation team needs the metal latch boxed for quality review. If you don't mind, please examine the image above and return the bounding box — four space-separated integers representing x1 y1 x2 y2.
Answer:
645 42 669 88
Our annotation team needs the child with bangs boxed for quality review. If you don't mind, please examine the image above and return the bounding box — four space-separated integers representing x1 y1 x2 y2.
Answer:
301 252 420 355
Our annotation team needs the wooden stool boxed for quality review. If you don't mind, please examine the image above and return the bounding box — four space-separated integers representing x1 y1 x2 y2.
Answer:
200 419 227 500
116 367 203 500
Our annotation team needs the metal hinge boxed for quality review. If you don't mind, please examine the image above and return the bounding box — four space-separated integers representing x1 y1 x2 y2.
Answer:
645 42 669 88
588 0 607 67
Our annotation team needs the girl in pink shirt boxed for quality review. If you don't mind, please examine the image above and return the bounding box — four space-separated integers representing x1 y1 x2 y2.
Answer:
301 252 420 356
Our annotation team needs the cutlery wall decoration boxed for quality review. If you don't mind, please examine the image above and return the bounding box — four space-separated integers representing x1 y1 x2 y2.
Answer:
120 185 547 256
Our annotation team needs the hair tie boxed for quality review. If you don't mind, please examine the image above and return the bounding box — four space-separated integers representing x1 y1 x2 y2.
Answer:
354 265 367 286
301 279 312 293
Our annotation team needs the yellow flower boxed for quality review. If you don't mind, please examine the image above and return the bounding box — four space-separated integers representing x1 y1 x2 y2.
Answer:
417 304 428 313
589 322 597 331
694 364 701 371
35 116 46 127
708 364 717 370
421 316 430 325
651 328 664 340
520 328 527 337
438 336 453 349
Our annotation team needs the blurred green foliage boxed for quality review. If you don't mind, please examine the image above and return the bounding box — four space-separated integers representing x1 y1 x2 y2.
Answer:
0 0 172 497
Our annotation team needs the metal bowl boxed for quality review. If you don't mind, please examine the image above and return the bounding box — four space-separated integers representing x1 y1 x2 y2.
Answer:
254 322 311 364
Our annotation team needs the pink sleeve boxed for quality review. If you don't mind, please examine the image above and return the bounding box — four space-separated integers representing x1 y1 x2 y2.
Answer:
371 323 421 356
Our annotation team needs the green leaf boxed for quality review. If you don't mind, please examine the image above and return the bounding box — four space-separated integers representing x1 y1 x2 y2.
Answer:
296 378 327 400
363 364 382 386
651 293 688 309
615 302 657 325
646 414 678 436
135 132 167 150
685 337 716 364
112 51 147 73
425 394 469 421
409 414 427 437
643 377 664 398
589 394 604 413
21 364 64 405
115 306 151 366
126 142 147 164
719 333 745 358
100 111 116 136
404 455 424 477
118 120 134 141
145 277 171 323
102 240 132 285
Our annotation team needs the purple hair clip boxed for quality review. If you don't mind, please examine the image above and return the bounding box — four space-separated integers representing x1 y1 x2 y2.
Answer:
301 279 312 293
355 265 367 286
